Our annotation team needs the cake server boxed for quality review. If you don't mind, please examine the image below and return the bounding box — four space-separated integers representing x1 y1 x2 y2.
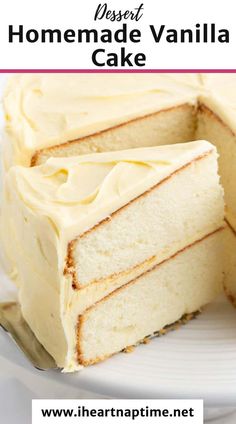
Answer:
0 301 57 370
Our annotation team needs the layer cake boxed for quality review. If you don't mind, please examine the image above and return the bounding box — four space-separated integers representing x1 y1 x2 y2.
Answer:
1 141 225 369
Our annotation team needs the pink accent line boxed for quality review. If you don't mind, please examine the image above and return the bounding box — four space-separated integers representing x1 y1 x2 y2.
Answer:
0 69 236 73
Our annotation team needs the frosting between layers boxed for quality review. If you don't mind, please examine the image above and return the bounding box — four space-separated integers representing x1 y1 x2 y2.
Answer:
3 74 201 166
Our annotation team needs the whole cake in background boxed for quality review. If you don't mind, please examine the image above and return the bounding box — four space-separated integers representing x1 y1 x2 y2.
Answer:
1 73 236 370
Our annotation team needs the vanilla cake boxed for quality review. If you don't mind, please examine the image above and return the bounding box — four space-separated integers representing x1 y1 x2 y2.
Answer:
1 73 236 365
1 141 225 369
3 73 236 303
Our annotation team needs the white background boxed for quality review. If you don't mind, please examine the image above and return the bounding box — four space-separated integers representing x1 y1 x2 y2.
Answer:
0 0 236 69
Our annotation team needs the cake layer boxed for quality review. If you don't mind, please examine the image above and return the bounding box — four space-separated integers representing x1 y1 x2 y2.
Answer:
78 228 224 366
3 74 200 167
31 104 196 166
196 103 236 230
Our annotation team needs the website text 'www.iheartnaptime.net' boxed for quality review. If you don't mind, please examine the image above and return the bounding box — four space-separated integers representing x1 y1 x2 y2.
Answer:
32 399 203 424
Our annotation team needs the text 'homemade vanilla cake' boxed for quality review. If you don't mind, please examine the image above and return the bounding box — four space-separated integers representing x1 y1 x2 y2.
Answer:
1 141 225 370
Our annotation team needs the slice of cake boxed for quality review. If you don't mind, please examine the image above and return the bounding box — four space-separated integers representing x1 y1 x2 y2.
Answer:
1 141 225 370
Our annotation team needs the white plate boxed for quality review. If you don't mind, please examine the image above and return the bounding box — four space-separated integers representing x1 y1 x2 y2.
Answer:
1 268 236 405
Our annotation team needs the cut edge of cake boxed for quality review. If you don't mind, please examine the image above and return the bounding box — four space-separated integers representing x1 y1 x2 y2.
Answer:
31 103 197 166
